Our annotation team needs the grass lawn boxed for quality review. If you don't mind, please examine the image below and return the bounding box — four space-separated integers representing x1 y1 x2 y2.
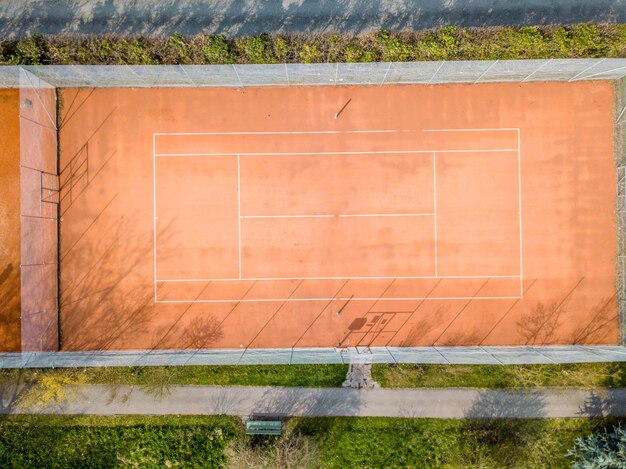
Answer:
0 364 349 388
0 415 621 468
372 362 626 389
2 362 625 389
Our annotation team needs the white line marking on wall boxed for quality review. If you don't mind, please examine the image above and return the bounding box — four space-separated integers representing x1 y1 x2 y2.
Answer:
522 59 553 82
581 65 626 80
474 60 499 84
429 61 445 83
569 58 606 82
381 62 392 85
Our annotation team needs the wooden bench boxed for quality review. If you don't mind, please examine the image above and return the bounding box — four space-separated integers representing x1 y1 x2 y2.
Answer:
245 419 283 436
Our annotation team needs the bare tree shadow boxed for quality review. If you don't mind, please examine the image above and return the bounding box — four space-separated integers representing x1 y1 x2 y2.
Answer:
0 369 29 413
461 389 547 467
0 263 21 351
436 329 483 347
205 387 248 415
60 215 177 352
251 386 364 419
397 310 442 347
518 300 566 345
569 296 618 345
182 316 224 349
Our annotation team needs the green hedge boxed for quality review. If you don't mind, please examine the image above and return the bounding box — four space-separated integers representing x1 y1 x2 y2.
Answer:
1 416 620 468
0 415 240 468
1 24 625 65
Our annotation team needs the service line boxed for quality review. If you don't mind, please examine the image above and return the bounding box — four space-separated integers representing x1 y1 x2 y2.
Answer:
156 296 523 304
155 149 519 157
158 275 521 282
240 213 434 219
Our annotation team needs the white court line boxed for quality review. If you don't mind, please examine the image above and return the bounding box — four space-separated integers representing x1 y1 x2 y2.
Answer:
155 296 522 304
153 130 413 136
242 214 334 219
240 213 434 219
152 133 158 302
158 275 521 282
237 154 242 279
152 129 525 301
155 149 519 157
423 128 520 132
433 152 438 277
517 128 524 297
339 213 433 218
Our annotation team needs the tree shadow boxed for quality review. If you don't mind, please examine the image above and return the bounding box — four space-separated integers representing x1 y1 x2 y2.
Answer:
205 387 249 415
461 389 547 467
60 215 176 352
0 263 21 351
397 309 442 347
569 296 618 345
0 369 29 413
578 389 626 418
250 386 364 419
517 300 567 345
436 329 483 347
1 1 623 38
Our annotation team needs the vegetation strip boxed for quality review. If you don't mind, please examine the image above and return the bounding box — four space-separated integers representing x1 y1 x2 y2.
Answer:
1 362 625 389
1 24 625 65
0 415 622 467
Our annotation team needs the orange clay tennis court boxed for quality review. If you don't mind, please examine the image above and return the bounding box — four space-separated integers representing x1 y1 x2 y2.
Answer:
57 81 618 351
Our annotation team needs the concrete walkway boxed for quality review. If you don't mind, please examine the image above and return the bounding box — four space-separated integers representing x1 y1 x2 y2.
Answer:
2 385 626 418
1 0 624 38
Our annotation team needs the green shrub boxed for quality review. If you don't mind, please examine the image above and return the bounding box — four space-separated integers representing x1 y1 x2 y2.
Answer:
11 35 45 64
1 24 626 66
272 36 290 62
167 33 191 63
567 423 626 468
126 38 157 64
299 44 322 63
376 30 413 61
236 34 276 64
202 34 233 64
344 46 376 63
415 26 460 60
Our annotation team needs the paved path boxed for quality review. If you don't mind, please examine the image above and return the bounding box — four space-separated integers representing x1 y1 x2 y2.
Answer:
1 0 624 38
2 385 626 418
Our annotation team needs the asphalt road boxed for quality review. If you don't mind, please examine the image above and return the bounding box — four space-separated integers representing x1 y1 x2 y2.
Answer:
1 0 624 38
2 384 626 418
